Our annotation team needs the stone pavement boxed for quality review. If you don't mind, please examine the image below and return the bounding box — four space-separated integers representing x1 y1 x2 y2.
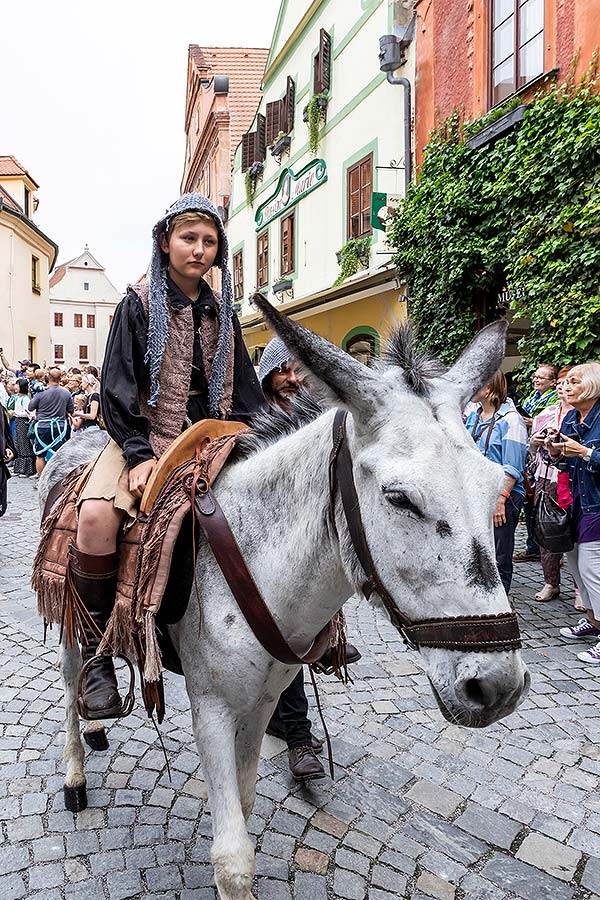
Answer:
2 477 600 900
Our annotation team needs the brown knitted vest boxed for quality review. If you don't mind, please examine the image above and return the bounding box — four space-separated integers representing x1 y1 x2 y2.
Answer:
131 281 234 459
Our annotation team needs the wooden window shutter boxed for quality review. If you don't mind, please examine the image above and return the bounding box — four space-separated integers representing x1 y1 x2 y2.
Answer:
256 113 266 161
266 100 282 145
319 29 332 93
241 132 252 172
314 29 331 94
284 77 295 134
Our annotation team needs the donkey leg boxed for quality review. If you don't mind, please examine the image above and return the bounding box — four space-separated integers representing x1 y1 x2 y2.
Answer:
60 641 88 812
192 704 255 900
83 721 109 751
235 713 270 822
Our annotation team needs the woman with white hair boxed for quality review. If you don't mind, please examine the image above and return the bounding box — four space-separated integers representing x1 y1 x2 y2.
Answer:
546 363 600 656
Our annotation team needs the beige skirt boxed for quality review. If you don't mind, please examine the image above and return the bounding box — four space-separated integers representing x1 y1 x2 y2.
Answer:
77 437 138 523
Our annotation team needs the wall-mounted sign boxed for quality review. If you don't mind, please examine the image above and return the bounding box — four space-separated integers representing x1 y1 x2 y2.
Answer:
371 192 403 231
255 159 327 230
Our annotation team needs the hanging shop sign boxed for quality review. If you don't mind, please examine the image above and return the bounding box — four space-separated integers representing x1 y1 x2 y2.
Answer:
371 191 403 231
255 159 327 230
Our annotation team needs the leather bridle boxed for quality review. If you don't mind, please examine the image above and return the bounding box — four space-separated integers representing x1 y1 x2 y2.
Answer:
193 409 522 664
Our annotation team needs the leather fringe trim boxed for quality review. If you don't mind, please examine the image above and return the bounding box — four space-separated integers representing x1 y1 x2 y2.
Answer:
97 596 134 658
142 611 163 683
328 609 350 684
34 576 66 628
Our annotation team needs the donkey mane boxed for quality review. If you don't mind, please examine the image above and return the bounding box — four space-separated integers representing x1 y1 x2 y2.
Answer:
384 321 446 396
231 388 324 461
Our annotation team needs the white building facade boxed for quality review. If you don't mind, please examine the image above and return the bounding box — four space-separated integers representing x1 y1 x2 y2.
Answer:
226 0 415 363
49 248 121 369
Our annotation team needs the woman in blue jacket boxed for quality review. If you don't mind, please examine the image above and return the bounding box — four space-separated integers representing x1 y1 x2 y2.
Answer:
549 363 600 658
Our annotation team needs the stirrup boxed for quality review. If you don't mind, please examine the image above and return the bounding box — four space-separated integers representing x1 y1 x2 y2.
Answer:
77 655 136 720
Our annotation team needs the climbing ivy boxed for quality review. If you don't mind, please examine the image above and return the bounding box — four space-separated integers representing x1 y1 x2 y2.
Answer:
306 91 328 155
387 66 600 376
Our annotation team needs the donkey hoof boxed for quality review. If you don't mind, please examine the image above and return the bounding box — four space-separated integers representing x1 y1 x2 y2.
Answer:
64 783 88 813
84 728 109 751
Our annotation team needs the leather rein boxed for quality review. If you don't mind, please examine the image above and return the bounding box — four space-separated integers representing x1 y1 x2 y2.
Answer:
193 409 522 664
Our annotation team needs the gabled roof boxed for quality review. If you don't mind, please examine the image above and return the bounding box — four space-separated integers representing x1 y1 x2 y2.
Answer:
189 46 269 166
0 184 23 213
0 155 40 189
50 247 119 293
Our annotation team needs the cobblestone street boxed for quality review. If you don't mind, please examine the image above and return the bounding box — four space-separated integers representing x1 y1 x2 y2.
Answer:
3 476 600 900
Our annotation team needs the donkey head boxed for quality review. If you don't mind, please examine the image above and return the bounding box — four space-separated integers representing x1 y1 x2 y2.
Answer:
254 293 529 728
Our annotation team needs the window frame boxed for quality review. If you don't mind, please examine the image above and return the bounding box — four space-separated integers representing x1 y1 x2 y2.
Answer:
83 281 90 291
74 313 83 328
346 152 373 240
86 314 95 329
256 230 269 288
489 0 545 107
54 344 64 363
54 312 63 327
31 255 41 294
280 210 295 277
78 345 89 363
233 249 244 301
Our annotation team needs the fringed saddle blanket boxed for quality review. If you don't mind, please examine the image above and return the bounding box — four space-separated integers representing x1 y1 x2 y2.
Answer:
32 424 245 687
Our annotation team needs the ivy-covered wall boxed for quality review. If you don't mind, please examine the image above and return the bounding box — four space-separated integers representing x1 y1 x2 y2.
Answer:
387 69 600 377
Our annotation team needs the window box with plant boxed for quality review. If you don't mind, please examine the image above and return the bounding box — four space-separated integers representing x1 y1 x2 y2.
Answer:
270 132 291 158
303 91 329 155
334 237 371 286
244 161 264 207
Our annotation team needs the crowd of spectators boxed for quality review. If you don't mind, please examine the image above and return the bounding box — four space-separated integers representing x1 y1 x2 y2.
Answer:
466 360 600 661
0 350 102 487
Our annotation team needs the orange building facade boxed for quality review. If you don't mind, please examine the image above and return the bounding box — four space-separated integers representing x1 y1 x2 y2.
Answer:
181 46 269 209
414 0 600 165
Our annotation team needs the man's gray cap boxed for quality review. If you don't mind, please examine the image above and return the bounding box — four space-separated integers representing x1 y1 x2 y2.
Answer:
258 337 295 387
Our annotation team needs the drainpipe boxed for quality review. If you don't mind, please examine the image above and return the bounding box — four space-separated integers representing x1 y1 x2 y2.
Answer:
386 72 412 192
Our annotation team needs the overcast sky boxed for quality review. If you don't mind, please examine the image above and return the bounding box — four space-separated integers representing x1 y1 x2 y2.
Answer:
1 0 281 291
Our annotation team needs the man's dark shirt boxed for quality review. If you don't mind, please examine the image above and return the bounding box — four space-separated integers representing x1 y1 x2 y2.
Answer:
101 277 264 468
28 385 74 422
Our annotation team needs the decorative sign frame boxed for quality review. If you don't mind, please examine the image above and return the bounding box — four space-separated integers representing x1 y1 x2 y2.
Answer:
255 159 327 230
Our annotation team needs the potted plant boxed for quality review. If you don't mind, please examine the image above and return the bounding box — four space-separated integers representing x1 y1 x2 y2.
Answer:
244 161 264 207
305 91 329 155
271 131 291 158
334 237 371 286
272 276 294 297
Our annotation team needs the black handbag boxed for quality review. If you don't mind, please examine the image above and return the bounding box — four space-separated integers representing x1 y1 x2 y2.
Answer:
533 461 574 553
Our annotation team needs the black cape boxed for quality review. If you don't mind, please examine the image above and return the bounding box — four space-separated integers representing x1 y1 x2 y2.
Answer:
101 278 264 468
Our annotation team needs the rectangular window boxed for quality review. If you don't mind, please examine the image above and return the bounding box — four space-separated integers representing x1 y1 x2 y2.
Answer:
83 282 90 291
87 314 95 329
54 344 64 362
79 345 89 363
233 250 244 301
24 188 31 218
54 312 63 327
347 153 373 239
31 255 40 293
491 0 544 106
280 211 295 276
74 314 83 328
314 28 332 95
256 230 269 288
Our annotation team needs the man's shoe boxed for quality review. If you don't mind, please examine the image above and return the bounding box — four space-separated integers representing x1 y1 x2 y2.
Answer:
266 719 324 753
513 551 541 562
560 617 600 641
312 642 362 676
288 745 326 781
69 546 123 720
577 640 600 665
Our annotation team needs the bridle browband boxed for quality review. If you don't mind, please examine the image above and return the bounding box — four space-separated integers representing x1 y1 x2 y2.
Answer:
193 408 521 665
328 409 522 654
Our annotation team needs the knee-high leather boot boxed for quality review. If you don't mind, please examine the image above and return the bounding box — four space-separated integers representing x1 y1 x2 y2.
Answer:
69 545 123 719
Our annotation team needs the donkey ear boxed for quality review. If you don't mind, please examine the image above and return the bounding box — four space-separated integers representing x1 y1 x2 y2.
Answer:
437 320 508 406
253 292 380 413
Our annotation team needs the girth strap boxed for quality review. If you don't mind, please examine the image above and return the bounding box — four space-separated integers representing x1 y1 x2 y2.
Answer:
329 409 522 653
193 485 331 665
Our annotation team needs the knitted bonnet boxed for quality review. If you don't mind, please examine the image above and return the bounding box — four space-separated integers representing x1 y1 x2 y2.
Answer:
257 337 294 389
145 193 233 416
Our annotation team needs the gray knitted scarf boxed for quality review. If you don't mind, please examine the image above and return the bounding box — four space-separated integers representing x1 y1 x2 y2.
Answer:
145 193 234 417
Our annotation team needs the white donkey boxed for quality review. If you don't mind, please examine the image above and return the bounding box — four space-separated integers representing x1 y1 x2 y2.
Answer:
39 302 529 900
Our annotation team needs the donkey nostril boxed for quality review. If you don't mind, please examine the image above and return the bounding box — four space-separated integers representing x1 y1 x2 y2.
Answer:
463 678 485 706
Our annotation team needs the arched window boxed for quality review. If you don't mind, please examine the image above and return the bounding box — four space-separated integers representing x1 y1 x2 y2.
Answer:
342 327 380 367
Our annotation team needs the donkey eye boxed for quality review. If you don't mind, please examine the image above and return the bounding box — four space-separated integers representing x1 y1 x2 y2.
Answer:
383 490 422 517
